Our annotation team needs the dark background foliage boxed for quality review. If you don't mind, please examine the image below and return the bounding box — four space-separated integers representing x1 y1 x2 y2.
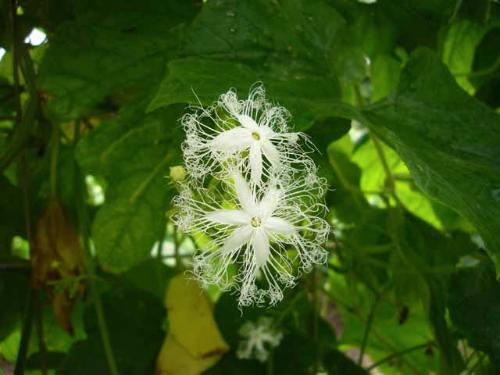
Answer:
0 0 499 374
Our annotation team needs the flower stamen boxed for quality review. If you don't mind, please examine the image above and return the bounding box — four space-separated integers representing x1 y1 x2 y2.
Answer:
251 216 262 227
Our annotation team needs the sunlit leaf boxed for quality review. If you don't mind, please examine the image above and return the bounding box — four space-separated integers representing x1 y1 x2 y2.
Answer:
362 48 500 274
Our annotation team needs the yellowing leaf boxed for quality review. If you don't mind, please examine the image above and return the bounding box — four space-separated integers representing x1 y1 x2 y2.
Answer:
156 274 229 375
33 199 86 332
157 335 222 375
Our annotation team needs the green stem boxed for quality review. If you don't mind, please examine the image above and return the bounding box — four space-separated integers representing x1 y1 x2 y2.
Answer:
173 225 182 270
328 155 364 210
275 290 304 324
463 348 477 368
0 1 38 172
34 290 49 375
352 84 402 207
371 135 403 207
14 15 36 365
311 267 320 374
448 0 464 23
9 0 21 123
74 121 120 375
357 291 381 365
366 342 432 371
465 353 485 375
266 351 274 375
455 56 500 78
49 124 59 198
92 288 119 375
322 286 423 375
14 287 35 375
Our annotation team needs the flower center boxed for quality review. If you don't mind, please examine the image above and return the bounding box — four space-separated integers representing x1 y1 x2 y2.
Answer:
251 131 261 141
250 216 262 228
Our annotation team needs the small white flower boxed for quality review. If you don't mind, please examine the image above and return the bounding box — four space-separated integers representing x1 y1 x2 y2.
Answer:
182 84 314 185
237 317 283 362
174 170 329 306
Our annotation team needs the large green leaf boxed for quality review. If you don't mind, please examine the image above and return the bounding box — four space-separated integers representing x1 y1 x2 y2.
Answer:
38 0 199 121
147 0 345 129
362 48 500 274
448 260 500 370
76 103 183 272
352 138 468 231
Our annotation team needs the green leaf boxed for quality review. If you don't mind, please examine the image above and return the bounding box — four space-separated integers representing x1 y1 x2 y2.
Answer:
440 20 488 92
58 287 165 375
327 271 439 375
362 48 500 275
0 270 28 340
402 216 473 374
204 352 264 375
352 138 467 231
123 258 175 302
38 0 199 121
448 260 500 369
370 54 402 102
147 0 345 130
376 0 455 49
214 293 263 349
323 349 368 375
76 103 183 272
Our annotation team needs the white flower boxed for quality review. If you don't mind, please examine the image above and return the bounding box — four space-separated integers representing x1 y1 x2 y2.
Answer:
182 84 315 185
174 170 329 307
237 317 283 362
173 83 331 307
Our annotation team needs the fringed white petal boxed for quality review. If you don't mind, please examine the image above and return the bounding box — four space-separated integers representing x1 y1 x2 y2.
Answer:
249 143 263 185
261 140 280 167
264 217 295 235
236 114 259 130
252 228 270 268
210 127 253 153
231 172 255 213
205 209 249 226
258 187 282 218
221 225 253 254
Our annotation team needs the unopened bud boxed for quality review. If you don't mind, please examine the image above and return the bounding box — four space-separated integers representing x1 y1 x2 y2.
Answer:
169 165 186 182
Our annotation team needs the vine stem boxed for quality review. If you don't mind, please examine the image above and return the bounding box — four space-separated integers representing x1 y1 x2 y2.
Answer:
353 84 403 207
49 124 60 198
14 288 35 375
371 136 403 207
0 0 37 173
266 351 274 375
311 267 320 374
172 225 182 270
357 291 382 365
323 286 423 375
366 342 433 371
328 155 364 210
9 0 38 372
74 121 120 375
34 291 48 375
